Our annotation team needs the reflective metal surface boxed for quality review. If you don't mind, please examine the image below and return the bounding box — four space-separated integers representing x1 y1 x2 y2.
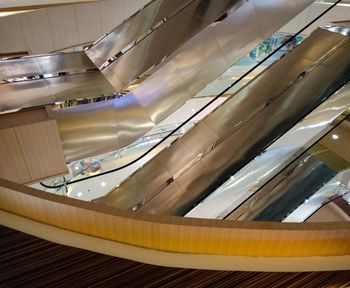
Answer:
234 116 350 221
101 26 350 215
51 94 154 162
0 0 237 112
284 169 350 222
0 52 94 79
0 52 115 112
89 0 240 91
0 72 115 112
130 0 314 123
55 0 312 163
187 84 350 219
85 0 194 68
242 156 337 221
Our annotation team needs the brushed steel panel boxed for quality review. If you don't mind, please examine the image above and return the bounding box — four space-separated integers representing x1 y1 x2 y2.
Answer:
318 42 350 75
168 160 211 215
101 66 125 90
181 0 241 23
104 155 172 210
54 94 154 162
131 0 314 126
103 27 350 215
47 73 115 101
86 0 193 68
0 72 115 111
0 80 52 112
155 140 196 176
175 122 219 159
139 181 184 215
298 31 346 63
98 0 240 91
0 52 95 79
238 155 322 221
131 60 191 123
251 0 298 36
187 84 350 220
171 26 229 96
103 9 202 89
214 0 264 65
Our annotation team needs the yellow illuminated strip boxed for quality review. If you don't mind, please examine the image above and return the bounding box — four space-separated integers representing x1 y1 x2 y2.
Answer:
0 178 349 260
0 10 32 17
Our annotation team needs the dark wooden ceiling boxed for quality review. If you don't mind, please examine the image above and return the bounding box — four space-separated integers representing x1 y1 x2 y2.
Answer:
1 225 349 288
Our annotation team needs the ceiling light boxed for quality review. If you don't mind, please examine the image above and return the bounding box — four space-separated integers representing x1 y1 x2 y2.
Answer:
77 192 82 197
332 134 339 140
101 181 106 187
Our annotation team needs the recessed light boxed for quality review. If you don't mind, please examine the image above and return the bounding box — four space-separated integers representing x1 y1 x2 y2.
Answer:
332 134 339 140
101 182 106 187
77 192 82 197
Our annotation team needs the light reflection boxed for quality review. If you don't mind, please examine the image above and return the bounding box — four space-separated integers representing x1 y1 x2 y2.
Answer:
332 134 339 140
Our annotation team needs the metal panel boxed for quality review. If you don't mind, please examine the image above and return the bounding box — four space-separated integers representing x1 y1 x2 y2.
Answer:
53 94 154 162
103 155 173 210
2 0 313 164
139 160 211 215
0 72 115 112
170 26 229 97
140 181 185 215
102 26 350 215
85 0 193 68
252 0 298 36
187 84 350 220
242 155 337 221
101 0 240 91
0 52 95 79
131 0 314 124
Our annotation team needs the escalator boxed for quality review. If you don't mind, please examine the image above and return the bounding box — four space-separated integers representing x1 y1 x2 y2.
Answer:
100 24 350 216
41 0 314 162
0 0 238 112
1 0 312 163
186 83 350 219
228 114 350 222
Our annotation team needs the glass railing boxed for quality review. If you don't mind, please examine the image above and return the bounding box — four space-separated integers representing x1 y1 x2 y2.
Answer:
224 114 350 222
34 0 342 201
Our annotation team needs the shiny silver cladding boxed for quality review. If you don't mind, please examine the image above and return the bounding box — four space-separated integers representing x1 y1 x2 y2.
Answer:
85 0 194 68
89 0 242 91
0 52 94 79
101 27 350 215
52 94 154 162
0 52 115 112
56 0 313 163
186 84 350 220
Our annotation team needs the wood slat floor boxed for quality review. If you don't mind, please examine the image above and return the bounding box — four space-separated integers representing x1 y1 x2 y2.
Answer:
1 225 349 288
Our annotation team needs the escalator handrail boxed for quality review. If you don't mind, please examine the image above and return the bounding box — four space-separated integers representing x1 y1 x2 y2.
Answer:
40 0 342 190
223 110 350 220
303 191 350 222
